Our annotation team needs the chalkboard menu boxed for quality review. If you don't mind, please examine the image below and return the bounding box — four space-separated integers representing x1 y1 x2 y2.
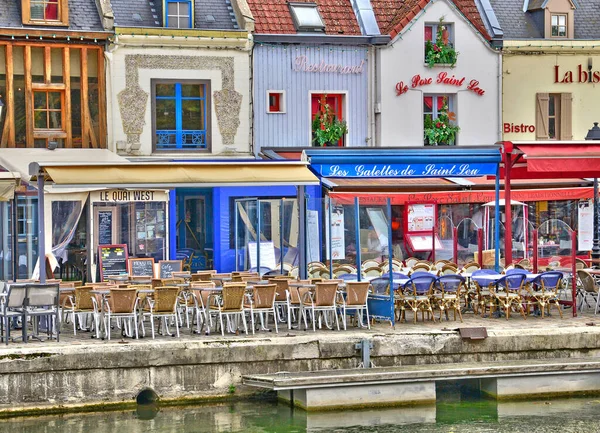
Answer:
98 244 129 281
158 260 183 279
97 211 113 246
128 258 154 277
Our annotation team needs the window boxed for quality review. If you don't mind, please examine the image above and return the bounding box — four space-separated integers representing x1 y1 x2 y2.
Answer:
424 23 456 66
267 91 285 113
311 93 346 147
153 80 210 152
33 91 63 130
167 1 192 28
289 3 325 32
551 14 567 37
22 0 68 25
535 93 572 140
423 94 458 145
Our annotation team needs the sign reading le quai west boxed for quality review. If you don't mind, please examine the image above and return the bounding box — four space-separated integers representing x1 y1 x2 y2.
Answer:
320 163 496 178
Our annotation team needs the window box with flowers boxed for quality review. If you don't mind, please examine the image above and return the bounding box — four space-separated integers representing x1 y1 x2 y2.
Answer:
312 95 348 147
424 96 459 146
424 18 458 68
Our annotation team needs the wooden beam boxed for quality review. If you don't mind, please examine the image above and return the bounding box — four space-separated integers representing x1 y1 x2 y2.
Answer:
0 29 111 40
43 46 51 84
24 45 33 148
80 47 88 148
33 130 67 139
2 45 15 147
63 47 71 148
96 48 106 149
31 83 66 91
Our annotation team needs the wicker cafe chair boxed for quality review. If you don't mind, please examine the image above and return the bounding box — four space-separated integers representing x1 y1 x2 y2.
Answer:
363 266 382 278
339 281 370 329
492 274 527 320
244 284 278 334
434 275 465 322
470 269 500 317
188 281 218 334
271 278 291 327
530 271 564 319
300 281 340 332
140 286 181 339
192 270 217 282
404 274 437 324
576 269 600 313
287 281 310 330
105 288 140 340
62 285 101 338
361 259 381 270
207 284 248 336
440 264 459 275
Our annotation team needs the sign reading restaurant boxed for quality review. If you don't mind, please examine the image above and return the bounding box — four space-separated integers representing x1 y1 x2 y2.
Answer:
317 163 497 178
293 55 365 75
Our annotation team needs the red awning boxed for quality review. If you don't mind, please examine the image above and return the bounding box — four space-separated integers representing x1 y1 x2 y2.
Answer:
515 143 600 176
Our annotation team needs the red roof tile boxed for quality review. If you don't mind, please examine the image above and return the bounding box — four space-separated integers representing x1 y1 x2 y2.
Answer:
371 0 491 41
247 0 362 35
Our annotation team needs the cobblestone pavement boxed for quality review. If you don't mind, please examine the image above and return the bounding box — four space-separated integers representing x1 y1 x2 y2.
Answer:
0 302 596 352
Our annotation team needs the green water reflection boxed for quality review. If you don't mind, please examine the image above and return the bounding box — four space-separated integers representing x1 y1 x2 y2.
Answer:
5 396 600 432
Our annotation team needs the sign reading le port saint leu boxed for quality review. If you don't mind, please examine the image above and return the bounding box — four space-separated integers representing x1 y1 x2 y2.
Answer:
318 163 496 178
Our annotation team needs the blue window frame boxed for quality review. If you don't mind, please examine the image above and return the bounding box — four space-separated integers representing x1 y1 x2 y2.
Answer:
166 0 192 29
153 80 210 151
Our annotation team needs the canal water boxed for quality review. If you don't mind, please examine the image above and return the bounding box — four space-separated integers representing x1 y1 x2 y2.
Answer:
4 395 600 433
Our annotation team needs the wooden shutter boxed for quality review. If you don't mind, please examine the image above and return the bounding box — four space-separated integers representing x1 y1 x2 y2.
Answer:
535 93 549 140
560 93 573 140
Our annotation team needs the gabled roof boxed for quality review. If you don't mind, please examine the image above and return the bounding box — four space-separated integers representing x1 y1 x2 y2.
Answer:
111 0 239 30
246 0 362 35
491 0 599 39
0 0 103 31
371 0 491 41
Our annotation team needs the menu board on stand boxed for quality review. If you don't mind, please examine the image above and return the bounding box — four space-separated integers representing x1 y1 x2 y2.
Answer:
98 244 129 281
404 203 441 260
158 260 183 278
128 257 155 277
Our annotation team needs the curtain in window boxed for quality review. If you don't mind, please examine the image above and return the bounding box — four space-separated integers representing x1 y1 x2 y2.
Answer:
51 200 85 263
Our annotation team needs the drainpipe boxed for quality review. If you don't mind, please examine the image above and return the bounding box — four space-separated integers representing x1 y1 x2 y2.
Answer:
37 175 46 283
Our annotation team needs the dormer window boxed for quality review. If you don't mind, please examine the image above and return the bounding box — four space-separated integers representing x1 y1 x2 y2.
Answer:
166 0 192 29
22 0 69 26
551 14 567 37
289 3 325 32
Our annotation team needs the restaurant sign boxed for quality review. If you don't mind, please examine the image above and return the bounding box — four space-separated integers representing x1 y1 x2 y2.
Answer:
93 189 168 202
396 72 485 96
317 163 497 178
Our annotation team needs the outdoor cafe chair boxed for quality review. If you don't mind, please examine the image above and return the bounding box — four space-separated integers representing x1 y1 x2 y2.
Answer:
529 271 564 319
363 266 382 278
62 286 101 338
338 281 370 329
460 261 481 274
0 284 27 344
471 269 500 317
404 257 419 268
491 274 528 320
434 275 465 322
409 263 433 275
300 281 340 332
24 283 61 342
337 273 358 281
207 283 248 336
576 269 600 313
403 274 437 324
361 259 381 270
105 288 140 340
244 283 278 334
440 264 459 275
140 286 181 339
271 278 291 325
189 281 218 334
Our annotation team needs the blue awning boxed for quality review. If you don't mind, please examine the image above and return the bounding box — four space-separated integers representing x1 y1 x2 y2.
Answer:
302 147 502 179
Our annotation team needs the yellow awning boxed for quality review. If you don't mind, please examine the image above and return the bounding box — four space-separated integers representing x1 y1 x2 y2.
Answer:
32 162 319 187
0 173 21 201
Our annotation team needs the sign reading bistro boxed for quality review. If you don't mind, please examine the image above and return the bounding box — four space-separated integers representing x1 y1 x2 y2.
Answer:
396 72 485 96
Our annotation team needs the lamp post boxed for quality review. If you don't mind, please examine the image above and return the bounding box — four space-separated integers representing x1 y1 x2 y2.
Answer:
585 122 600 264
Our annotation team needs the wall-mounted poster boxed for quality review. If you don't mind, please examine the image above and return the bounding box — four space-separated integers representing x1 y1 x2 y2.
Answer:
578 199 593 251
326 206 345 260
307 210 321 263
407 204 435 232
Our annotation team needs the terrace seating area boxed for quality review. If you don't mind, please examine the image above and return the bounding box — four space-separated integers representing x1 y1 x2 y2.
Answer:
0 257 593 344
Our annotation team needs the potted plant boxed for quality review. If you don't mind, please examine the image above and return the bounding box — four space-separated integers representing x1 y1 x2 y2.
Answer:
312 95 348 147
424 97 459 145
425 18 458 68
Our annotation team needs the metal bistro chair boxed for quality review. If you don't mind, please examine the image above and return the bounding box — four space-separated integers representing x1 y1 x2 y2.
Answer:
140 286 181 339
245 283 278 334
207 283 248 336
24 283 61 342
576 269 600 313
530 271 564 319
300 281 340 332
339 281 370 329
0 284 27 344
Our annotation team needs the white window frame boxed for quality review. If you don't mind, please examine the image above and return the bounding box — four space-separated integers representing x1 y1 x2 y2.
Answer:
551 14 567 38
266 90 286 114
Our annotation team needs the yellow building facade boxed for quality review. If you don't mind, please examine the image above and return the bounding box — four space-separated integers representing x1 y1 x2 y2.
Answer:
502 42 600 142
